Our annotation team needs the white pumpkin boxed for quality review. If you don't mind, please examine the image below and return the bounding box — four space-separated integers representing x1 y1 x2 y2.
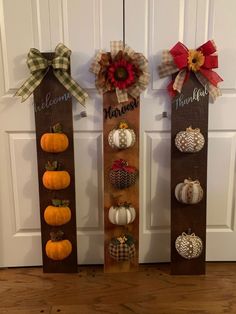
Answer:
108 121 136 149
108 203 136 225
175 179 203 204
175 126 205 153
175 232 203 259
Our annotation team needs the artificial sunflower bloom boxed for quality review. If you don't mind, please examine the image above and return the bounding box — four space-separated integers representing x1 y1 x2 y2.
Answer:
119 121 129 129
187 50 205 72
108 59 135 90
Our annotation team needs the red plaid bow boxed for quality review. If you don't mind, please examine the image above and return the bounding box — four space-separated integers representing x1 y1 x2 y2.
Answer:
158 40 223 101
111 159 137 173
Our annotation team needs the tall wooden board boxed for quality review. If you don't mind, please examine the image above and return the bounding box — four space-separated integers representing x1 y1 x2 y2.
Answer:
34 53 77 272
103 92 139 272
171 73 209 275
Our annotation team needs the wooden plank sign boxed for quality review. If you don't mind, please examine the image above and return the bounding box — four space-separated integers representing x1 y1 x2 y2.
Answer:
171 73 209 275
103 92 139 273
34 53 77 272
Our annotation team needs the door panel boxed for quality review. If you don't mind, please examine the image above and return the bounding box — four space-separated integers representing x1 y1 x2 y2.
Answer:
1 0 236 266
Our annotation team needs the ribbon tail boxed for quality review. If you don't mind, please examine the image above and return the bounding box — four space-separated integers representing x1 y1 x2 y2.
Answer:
54 71 88 106
167 81 177 98
14 72 45 102
173 69 187 93
116 88 129 103
195 72 222 102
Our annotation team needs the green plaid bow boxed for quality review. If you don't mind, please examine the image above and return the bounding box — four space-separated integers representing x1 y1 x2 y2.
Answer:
15 43 88 106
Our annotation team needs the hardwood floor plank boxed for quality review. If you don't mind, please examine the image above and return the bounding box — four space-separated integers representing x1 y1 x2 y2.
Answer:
0 263 236 314
0 307 51 314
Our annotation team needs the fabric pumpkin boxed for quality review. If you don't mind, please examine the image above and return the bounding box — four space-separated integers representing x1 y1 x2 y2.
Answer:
109 159 138 189
45 231 72 261
175 179 203 204
109 234 136 261
175 232 203 259
42 161 70 190
40 123 69 153
108 121 136 150
175 127 205 153
108 202 136 225
44 199 71 226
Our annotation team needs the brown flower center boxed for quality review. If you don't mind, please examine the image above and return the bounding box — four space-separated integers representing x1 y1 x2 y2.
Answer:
114 67 128 81
192 58 197 63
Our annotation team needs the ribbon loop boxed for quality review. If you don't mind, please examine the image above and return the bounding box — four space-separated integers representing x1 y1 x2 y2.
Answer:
158 40 223 102
15 43 88 106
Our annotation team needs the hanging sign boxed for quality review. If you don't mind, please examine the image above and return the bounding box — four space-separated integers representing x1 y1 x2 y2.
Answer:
15 43 88 272
91 41 149 272
158 40 223 275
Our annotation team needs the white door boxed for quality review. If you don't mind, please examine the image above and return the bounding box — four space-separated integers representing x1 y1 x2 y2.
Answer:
0 0 236 267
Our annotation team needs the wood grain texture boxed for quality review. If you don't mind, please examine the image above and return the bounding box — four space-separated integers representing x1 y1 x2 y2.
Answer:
103 92 139 272
34 53 77 273
171 73 209 275
0 263 236 313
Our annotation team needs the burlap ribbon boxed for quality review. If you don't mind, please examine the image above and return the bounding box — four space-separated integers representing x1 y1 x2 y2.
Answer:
90 41 150 103
15 43 88 106
158 40 223 101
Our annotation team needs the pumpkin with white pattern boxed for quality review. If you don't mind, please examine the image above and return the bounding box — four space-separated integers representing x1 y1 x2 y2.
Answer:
175 232 203 259
175 127 205 153
175 179 203 204
108 121 136 150
108 203 136 225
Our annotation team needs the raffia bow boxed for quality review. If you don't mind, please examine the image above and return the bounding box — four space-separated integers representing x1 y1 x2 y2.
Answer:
158 40 223 102
15 43 88 106
90 41 150 103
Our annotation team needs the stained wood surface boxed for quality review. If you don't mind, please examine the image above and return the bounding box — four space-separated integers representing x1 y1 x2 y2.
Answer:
171 73 209 275
103 92 139 272
1 263 236 313
34 53 77 272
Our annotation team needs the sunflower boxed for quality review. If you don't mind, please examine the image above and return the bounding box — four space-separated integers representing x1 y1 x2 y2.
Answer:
108 59 135 90
119 121 129 129
187 50 205 72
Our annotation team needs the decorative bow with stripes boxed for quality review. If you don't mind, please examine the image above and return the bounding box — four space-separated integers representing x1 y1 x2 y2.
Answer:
15 43 88 106
158 40 223 101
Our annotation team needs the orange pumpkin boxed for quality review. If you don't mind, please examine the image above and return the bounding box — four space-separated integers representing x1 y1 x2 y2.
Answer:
46 231 72 261
40 123 69 153
44 199 71 226
42 161 70 190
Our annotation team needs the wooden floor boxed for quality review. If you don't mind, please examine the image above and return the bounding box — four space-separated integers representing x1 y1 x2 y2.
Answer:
0 263 236 314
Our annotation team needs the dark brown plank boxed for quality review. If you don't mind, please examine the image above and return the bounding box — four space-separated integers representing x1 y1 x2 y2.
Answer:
171 73 209 274
103 92 139 272
33 53 77 272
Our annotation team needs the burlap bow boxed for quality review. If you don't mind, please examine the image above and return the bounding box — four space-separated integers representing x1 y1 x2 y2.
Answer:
15 43 88 106
158 40 223 101
90 41 150 103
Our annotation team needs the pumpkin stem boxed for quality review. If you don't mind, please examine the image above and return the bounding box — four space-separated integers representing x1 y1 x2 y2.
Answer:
187 228 192 235
52 199 62 206
51 199 70 207
186 126 193 132
122 201 131 208
52 123 63 133
50 230 64 242
45 161 63 171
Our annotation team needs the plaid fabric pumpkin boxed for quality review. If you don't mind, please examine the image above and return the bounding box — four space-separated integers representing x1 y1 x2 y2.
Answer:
109 159 138 189
109 235 136 261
